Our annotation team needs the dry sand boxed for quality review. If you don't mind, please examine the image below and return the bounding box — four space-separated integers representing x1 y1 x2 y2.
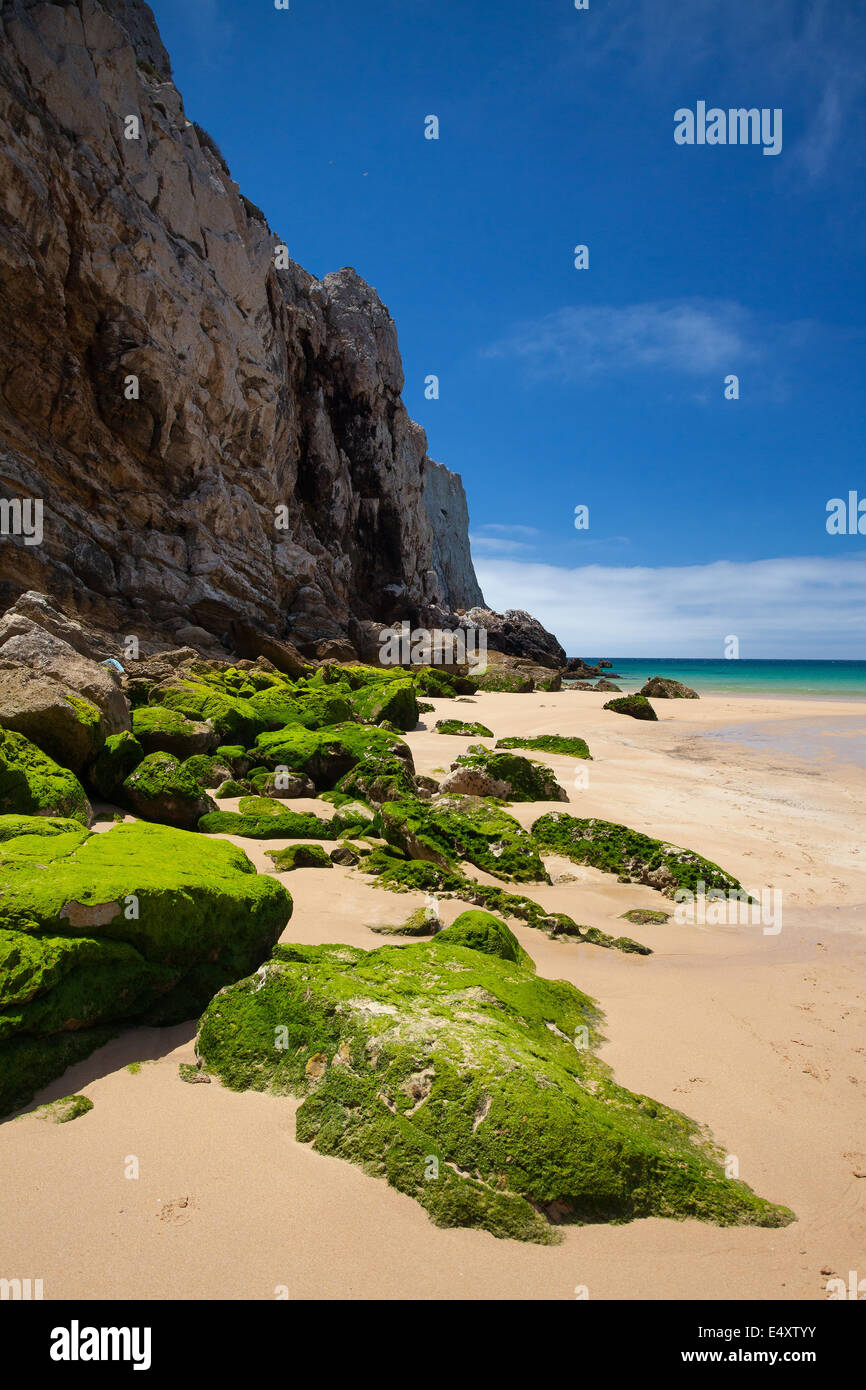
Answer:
1 690 864 1300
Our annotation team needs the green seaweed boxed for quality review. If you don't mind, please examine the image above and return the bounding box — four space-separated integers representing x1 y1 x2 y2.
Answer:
195 934 793 1242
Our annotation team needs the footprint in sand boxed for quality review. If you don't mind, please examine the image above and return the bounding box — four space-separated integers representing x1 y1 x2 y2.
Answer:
801 1062 830 1082
157 1195 196 1226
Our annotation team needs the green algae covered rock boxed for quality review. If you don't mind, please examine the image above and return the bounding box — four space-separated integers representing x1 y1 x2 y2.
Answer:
0 727 91 826
0 818 292 1115
414 667 478 697
88 731 144 801
370 902 442 936
640 677 699 700
435 718 494 738
333 752 416 805
122 752 217 829
28 1093 93 1123
532 813 745 897
194 935 793 1241
621 909 671 925
215 745 249 774
471 668 533 694
436 910 533 969
131 705 217 757
246 767 316 798
357 847 647 951
181 754 234 790
349 678 419 732
265 843 333 871
253 722 413 789
247 685 353 729
199 798 367 840
603 694 658 721
151 680 265 744
380 794 548 883
444 745 568 803
497 734 591 760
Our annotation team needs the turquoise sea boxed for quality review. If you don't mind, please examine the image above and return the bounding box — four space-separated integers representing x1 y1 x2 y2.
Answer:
579 659 866 700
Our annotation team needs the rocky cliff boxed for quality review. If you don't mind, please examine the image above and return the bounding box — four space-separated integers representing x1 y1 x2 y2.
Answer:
0 0 489 660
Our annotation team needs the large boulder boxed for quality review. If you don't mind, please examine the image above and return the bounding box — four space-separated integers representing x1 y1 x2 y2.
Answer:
640 676 699 700
0 604 131 772
0 728 91 826
122 752 217 829
194 933 793 1241
227 622 311 679
131 705 217 757
349 677 419 732
87 731 144 802
603 694 658 721
441 746 568 803
457 608 566 668
253 722 413 789
0 817 291 1114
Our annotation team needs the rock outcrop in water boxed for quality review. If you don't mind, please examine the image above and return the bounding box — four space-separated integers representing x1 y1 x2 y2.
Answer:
0 0 501 660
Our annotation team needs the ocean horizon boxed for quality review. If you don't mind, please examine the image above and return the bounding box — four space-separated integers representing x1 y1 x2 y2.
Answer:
571 659 866 699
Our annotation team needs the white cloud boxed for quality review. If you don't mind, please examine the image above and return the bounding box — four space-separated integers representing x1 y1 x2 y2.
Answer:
475 554 866 658
484 299 817 393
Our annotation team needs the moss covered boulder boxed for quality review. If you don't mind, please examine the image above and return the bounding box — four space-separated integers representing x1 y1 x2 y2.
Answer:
246 767 316 798
603 694 658 721
87 731 144 801
442 746 568 802
194 934 793 1241
333 752 417 805
0 817 292 1115
132 705 217 757
122 752 217 829
640 677 699 700
411 667 478 697
0 677 116 774
0 728 91 826
497 734 591 760
435 718 493 738
253 722 413 789
199 798 366 840
247 684 353 729
472 668 533 694
349 678 419 732
436 910 533 968
532 813 746 897
150 680 266 744
380 794 548 883
180 754 235 790
265 844 333 871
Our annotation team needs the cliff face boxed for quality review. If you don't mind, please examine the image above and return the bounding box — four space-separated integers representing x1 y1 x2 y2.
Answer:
0 0 484 658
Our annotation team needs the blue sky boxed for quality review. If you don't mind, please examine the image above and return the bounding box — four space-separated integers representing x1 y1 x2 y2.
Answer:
149 0 866 656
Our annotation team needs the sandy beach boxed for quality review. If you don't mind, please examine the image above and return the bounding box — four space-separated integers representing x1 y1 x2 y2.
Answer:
2 689 864 1301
